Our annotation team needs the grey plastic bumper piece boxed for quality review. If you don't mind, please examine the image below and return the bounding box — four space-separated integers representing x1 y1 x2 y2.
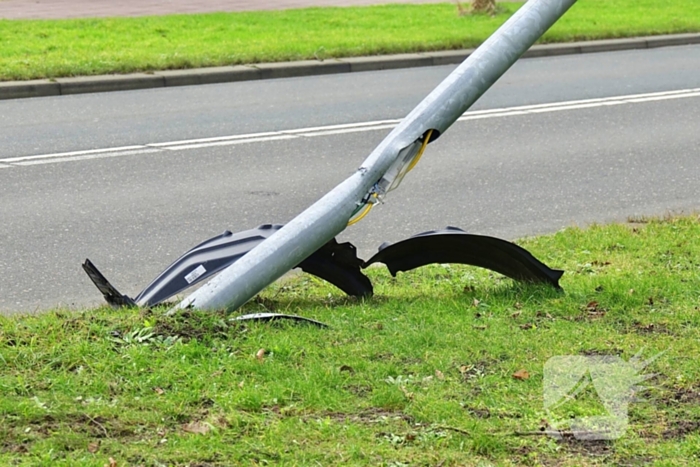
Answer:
134 224 283 306
83 224 372 308
364 227 563 288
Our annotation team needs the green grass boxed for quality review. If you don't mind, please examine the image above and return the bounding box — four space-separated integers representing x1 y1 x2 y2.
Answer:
1 0 699 81
2 215 700 465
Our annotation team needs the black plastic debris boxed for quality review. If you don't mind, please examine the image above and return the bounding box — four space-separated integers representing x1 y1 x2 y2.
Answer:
231 312 329 327
296 238 372 298
364 227 563 288
84 224 563 311
82 259 137 308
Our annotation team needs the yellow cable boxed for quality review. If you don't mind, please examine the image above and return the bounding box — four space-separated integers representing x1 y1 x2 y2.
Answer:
347 193 378 226
347 203 373 226
347 130 432 227
406 129 433 172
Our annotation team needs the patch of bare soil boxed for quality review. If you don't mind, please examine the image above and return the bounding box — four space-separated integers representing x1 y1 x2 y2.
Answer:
580 348 623 356
304 408 414 426
644 384 700 439
152 308 240 342
557 436 614 458
344 383 373 397
1 413 141 455
662 419 700 439
466 407 491 419
631 321 673 335
570 301 607 321
668 386 700 405
457 358 495 382
613 456 654 467
654 385 700 408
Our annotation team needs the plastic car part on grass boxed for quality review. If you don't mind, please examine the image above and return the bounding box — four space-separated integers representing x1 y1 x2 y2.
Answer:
231 313 329 328
82 259 137 308
83 223 563 311
83 224 372 308
364 227 564 288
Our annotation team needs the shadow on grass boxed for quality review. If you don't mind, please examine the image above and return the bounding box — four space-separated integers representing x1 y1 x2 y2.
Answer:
235 279 564 315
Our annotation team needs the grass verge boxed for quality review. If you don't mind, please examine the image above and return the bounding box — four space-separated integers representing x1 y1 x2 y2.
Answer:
2 0 700 81
2 215 700 465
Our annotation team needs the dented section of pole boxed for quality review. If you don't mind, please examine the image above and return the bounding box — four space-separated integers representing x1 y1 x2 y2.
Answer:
174 0 578 313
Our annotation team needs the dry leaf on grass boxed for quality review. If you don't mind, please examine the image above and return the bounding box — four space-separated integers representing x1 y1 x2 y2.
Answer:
512 369 530 380
435 369 445 380
153 387 165 395
182 421 211 435
256 348 266 362
87 441 100 453
585 300 606 318
104 458 117 467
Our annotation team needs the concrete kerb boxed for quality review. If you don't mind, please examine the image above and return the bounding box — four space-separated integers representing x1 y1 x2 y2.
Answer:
158 66 262 86
254 60 350 79
0 80 61 99
57 73 165 95
2 33 699 100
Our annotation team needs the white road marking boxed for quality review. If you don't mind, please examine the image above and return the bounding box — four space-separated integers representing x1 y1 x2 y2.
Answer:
281 119 401 134
1 87 698 169
14 149 161 166
162 134 296 151
288 124 398 138
1 145 145 164
147 131 281 147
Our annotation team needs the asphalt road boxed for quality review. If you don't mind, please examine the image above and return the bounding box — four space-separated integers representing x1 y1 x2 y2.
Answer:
1 44 699 313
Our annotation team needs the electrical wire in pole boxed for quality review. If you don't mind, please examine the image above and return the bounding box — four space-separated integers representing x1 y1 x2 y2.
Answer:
173 0 578 313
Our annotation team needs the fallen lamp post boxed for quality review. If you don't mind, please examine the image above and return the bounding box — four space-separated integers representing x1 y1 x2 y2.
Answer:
84 0 575 320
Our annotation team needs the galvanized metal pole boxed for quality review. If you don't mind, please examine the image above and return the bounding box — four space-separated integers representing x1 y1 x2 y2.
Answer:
174 0 578 313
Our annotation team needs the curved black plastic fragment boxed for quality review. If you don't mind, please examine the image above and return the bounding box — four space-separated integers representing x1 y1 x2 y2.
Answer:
297 238 373 298
82 259 137 308
364 227 563 287
231 312 329 328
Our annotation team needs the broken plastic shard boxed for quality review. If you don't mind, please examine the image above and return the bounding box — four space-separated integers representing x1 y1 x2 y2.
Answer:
364 227 563 287
231 312 329 327
82 259 137 308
